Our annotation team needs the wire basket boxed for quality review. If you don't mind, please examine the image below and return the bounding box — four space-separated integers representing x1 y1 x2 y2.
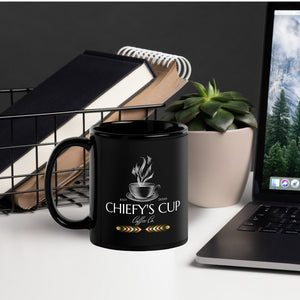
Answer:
0 87 164 215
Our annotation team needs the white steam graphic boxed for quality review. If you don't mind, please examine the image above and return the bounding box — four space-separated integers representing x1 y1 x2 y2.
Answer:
132 156 154 185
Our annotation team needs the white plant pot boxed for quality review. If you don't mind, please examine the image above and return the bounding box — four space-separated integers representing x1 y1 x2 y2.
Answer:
188 127 254 207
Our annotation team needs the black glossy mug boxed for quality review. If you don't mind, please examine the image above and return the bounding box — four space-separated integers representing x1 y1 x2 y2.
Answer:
45 120 188 251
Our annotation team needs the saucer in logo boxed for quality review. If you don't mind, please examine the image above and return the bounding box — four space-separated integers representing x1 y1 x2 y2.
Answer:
126 192 159 202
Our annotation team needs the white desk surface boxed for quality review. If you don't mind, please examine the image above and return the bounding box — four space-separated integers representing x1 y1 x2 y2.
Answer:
1 172 300 300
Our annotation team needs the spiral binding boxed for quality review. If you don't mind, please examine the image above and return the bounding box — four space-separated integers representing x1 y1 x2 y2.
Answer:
118 46 192 80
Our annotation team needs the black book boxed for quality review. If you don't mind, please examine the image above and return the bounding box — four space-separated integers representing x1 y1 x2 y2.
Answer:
0 50 155 194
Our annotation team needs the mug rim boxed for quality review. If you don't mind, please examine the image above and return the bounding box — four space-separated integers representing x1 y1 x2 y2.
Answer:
129 182 155 186
90 120 188 138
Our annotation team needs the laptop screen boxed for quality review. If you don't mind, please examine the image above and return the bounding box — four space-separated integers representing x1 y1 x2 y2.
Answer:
262 9 300 192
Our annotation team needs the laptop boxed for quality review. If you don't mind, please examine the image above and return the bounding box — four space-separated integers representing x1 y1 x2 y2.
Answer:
196 3 300 272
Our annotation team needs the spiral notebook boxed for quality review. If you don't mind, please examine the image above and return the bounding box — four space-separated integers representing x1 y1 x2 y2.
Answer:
12 46 192 209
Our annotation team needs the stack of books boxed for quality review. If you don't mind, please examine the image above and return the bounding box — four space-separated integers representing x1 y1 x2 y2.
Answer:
0 46 191 210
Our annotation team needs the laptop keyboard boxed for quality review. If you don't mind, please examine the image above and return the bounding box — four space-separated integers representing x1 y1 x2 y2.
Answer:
238 205 300 234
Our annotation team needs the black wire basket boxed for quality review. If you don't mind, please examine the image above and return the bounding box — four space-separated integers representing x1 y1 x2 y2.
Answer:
0 87 164 215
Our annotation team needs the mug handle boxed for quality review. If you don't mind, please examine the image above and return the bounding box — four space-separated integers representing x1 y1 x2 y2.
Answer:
45 137 91 229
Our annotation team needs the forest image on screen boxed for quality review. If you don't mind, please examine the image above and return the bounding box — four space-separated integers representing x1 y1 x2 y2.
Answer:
263 11 300 190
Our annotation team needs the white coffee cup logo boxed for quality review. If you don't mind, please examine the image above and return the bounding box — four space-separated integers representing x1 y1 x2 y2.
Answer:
129 156 160 201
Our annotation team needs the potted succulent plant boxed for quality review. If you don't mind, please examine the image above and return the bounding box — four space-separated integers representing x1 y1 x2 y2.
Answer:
163 80 257 207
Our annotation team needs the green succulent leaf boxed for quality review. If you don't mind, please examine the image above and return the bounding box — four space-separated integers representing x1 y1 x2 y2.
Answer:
221 91 243 98
166 100 184 112
206 82 214 97
180 93 199 100
211 96 247 102
199 100 223 117
188 116 207 131
227 123 238 130
161 112 176 122
210 96 230 102
184 97 205 109
191 81 207 97
219 91 248 101
175 105 200 123
205 108 234 132
235 112 258 128
212 79 217 93
222 101 250 114
232 97 248 101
